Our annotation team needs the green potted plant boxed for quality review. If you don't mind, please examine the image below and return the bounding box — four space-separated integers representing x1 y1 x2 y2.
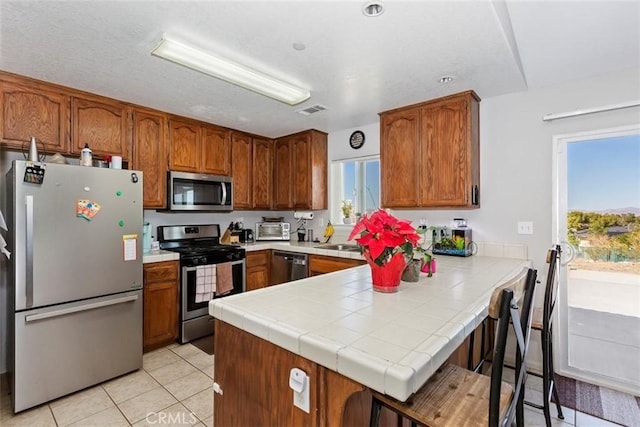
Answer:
341 200 353 224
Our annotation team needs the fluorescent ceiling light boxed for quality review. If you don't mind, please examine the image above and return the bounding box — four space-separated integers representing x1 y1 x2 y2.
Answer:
151 36 310 105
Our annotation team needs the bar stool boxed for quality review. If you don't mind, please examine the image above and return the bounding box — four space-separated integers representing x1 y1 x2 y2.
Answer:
370 268 538 427
524 245 564 426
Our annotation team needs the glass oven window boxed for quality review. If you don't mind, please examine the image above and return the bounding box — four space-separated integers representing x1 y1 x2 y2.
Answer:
259 224 283 237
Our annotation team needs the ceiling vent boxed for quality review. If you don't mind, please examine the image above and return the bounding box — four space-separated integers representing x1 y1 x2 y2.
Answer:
297 104 327 116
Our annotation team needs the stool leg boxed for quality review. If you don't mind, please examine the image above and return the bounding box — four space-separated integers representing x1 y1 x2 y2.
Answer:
549 332 564 420
542 328 553 427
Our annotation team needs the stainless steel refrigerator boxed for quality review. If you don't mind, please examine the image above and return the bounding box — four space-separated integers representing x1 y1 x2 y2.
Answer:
6 160 144 412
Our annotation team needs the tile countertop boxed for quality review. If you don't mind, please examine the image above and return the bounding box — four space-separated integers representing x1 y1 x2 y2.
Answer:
142 241 364 264
209 255 531 401
142 250 180 264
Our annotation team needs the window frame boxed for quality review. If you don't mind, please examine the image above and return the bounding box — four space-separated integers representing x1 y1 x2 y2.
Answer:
330 154 380 226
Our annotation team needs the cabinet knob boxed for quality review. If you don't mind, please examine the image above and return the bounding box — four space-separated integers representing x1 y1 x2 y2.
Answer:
471 185 479 205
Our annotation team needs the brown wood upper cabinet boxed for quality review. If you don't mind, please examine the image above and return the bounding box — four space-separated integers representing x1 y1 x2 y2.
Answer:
380 90 480 208
71 97 130 160
0 79 69 154
169 118 201 172
252 137 273 209
169 119 232 175
202 124 231 175
273 135 293 209
231 132 273 210
132 108 167 208
274 129 328 210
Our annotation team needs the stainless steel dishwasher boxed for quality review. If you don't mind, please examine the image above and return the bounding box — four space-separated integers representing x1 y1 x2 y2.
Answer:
271 251 308 285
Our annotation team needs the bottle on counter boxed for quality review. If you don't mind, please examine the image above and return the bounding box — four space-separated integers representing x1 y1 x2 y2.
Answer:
80 143 92 166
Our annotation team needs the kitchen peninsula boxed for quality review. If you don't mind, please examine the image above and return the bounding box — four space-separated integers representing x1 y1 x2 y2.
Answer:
209 255 530 425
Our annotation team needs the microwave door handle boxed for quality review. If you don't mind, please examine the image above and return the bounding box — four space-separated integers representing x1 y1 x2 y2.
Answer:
221 183 227 205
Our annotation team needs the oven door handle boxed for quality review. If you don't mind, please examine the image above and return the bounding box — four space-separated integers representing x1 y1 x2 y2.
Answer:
183 259 244 272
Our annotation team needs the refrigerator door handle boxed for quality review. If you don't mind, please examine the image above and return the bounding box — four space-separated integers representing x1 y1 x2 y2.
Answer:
24 294 139 322
25 195 34 308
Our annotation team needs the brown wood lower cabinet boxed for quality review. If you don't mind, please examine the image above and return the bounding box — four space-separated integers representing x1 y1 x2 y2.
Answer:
212 321 488 426
214 320 404 426
246 250 271 291
308 255 366 276
143 261 179 352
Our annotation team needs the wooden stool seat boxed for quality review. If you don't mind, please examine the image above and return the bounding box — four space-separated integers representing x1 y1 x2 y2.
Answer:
372 363 513 427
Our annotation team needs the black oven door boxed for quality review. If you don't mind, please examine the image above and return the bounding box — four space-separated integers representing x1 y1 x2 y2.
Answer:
182 259 245 320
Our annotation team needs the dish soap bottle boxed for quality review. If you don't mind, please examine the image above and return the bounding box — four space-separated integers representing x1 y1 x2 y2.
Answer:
80 143 92 166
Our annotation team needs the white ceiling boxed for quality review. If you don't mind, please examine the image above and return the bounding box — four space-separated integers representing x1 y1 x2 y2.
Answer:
1 1 638 138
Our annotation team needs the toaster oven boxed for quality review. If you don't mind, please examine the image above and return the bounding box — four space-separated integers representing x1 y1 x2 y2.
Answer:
255 222 290 241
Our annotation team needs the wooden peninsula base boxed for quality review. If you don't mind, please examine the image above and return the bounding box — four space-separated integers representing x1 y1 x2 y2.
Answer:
213 319 484 426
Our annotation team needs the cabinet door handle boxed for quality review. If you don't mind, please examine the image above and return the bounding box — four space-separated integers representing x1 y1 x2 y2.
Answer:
471 185 479 205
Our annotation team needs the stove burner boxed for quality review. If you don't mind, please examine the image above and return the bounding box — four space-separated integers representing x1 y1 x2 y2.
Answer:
158 224 246 266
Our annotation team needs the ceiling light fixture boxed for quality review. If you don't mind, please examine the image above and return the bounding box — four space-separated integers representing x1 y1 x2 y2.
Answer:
438 76 454 83
151 36 310 105
363 1 384 17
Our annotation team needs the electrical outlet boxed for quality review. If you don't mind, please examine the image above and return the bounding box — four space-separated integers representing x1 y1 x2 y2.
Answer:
318 216 325 227
517 221 534 235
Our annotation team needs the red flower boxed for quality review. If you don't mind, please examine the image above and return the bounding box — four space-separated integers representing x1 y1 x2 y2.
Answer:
348 209 421 265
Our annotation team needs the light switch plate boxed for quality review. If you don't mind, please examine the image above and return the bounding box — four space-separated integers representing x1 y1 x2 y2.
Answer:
517 221 534 235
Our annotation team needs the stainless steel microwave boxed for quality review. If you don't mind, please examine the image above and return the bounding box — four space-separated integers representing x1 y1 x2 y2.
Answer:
166 171 233 211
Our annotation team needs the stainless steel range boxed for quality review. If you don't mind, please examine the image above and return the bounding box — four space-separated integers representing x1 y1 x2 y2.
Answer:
158 224 245 343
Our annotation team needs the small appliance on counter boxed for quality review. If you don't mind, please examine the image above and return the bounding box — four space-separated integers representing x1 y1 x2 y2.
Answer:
432 220 473 257
226 221 254 244
240 228 254 243
255 218 290 241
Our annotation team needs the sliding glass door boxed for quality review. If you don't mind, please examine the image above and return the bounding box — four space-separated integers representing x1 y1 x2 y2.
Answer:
553 125 640 395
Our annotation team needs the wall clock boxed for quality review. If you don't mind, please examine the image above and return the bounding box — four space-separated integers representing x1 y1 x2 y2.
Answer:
349 130 365 149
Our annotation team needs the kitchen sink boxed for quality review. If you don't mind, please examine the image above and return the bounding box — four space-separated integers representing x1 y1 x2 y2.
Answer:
316 243 361 252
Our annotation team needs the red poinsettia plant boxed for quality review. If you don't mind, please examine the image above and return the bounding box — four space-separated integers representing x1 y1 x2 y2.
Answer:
347 209 422 267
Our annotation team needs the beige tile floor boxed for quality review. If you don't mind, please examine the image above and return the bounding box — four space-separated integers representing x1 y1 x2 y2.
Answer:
0 341 621 426
0 342 214 427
